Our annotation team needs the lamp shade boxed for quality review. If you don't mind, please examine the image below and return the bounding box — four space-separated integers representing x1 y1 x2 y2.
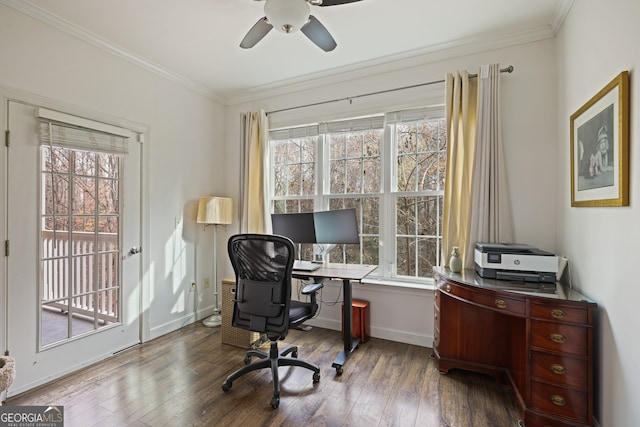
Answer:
265 0 310 33
197 197 233 225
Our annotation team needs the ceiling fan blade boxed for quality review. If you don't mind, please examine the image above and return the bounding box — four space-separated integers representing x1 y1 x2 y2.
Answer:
240 17 273 49
316 0 362 6
301 15 337 52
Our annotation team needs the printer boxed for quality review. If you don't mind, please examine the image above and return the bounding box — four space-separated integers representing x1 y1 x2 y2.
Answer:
474 242 559 283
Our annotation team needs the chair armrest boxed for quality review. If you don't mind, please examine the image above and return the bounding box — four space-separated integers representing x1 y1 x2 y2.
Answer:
301 282 324 295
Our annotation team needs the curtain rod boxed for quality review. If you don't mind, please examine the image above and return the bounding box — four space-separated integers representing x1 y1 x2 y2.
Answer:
267 65 514 115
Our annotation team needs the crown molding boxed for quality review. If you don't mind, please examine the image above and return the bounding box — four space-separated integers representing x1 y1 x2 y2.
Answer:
0 0 225 103
226 24 557 105
3 0 571 107
549 0 574 33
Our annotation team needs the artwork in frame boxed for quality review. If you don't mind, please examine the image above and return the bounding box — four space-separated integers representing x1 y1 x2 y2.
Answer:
570 71 629 207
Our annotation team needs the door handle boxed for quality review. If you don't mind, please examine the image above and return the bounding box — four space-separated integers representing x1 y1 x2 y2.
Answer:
128 247 142 256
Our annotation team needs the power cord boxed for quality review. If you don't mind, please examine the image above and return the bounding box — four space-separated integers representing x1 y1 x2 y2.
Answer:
181 282 199 328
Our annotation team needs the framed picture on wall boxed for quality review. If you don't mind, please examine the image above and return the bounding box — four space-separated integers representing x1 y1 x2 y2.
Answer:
570 71 629 207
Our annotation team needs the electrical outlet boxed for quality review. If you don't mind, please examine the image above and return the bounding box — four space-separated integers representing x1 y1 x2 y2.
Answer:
204 277 211 288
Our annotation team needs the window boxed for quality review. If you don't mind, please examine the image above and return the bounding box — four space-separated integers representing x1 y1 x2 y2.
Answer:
39 120 127 346
269 107 446 284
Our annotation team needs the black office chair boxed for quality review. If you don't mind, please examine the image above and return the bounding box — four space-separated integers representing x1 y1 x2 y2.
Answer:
221 233 323 408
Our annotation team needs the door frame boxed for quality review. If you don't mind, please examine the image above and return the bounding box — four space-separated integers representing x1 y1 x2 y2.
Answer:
0 84 151 394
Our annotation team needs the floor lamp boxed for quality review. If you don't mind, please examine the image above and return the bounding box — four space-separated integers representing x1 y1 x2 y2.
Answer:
197 196 233 327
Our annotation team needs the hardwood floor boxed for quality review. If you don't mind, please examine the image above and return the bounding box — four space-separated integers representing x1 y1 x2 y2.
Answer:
6 323 522 426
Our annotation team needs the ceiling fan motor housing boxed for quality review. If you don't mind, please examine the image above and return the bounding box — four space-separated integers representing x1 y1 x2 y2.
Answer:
264 0 311 33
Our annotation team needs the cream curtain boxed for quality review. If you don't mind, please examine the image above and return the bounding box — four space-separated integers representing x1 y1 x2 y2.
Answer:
469 64 514 266
240 110 269 233
442 64 513 269
442 70 477 268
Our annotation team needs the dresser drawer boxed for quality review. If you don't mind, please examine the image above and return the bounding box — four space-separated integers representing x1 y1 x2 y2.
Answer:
530 380 589 424
531 320 589 356
531 302 588 324
440 282 526 316
524 410 581 427
531 351 588 389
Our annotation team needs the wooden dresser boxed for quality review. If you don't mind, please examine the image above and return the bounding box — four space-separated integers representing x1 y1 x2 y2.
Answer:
433 268 596 427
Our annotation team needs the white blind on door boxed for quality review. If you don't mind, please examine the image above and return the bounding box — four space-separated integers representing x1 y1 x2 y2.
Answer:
39 120 129 155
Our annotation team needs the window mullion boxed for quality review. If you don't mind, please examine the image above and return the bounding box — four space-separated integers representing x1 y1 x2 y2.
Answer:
380 124 394 279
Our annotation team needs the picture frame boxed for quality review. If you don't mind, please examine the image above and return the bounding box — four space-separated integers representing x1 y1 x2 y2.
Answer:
570 71 629 207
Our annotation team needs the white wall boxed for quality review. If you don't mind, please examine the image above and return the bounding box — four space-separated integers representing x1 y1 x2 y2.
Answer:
0 4 227 354
556 1 640 426
224 39 558 347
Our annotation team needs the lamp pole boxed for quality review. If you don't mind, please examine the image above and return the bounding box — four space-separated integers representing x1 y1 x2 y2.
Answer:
202 223 222 327
197 196 232 328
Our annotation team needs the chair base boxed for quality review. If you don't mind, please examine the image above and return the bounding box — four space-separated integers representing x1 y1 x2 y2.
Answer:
221 340 320 408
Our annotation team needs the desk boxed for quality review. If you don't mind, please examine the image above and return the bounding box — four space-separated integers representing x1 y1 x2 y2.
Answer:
433 268 596 427
292 263 378 375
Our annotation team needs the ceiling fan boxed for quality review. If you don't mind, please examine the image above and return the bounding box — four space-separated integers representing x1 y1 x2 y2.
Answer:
240 0 363 52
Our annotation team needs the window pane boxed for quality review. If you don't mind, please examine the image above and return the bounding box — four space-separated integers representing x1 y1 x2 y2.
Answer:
418 237 439 278
301 163 315 194
98 216 119 234
363 159 380 193
271 137 316 197
362 197 379 235
73 150 96 176
273 165 286 197
397 124 416 154
397 197 416 236
43 173 69 215
98 153 119 179
362 236 379 266
329 134 345 159
42 258 69 301
287 164 301 195
98 178 118 214
346 159 362 193
397 154 417 192
73 177 96 215
417 196 442 236
396 236 415 276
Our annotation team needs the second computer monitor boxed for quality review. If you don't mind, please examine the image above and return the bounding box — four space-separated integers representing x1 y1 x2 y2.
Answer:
270 212 316 244
314 208 360 245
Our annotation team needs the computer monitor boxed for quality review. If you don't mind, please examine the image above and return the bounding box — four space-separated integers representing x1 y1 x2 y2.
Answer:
314 208 360 245
270 212 316 244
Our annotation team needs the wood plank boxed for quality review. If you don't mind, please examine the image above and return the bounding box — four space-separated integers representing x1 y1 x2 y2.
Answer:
5 322 521 426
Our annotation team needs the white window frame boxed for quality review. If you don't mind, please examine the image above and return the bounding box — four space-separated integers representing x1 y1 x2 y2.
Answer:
269 105 446 287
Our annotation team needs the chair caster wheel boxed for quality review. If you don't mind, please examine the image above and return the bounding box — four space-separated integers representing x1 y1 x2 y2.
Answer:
243 355 251 365
221 381 232 392
313 371 320 383
335 366 343 375
270 396 280 409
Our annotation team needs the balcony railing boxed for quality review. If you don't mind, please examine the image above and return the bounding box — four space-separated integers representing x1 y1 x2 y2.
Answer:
42 230 119 324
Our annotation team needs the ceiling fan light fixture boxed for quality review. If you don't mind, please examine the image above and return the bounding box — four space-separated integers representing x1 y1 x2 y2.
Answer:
264 0 311 34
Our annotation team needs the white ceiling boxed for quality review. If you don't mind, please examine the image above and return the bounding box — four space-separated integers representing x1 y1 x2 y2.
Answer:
4 0 572 103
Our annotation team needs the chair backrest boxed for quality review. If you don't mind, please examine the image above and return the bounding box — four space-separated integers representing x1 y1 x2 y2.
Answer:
227 233 295 337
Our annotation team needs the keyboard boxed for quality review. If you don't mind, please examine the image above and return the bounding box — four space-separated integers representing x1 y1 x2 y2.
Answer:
293 260 321 272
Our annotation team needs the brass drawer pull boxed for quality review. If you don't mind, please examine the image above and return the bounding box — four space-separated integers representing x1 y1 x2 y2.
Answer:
551 309 566 319
495 299 507 309
551 394 566 406
445 284 451 293
550 364 566 375
550 333 566 344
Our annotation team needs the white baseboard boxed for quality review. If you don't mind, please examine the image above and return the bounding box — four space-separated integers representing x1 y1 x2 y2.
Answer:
305 318 433 348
